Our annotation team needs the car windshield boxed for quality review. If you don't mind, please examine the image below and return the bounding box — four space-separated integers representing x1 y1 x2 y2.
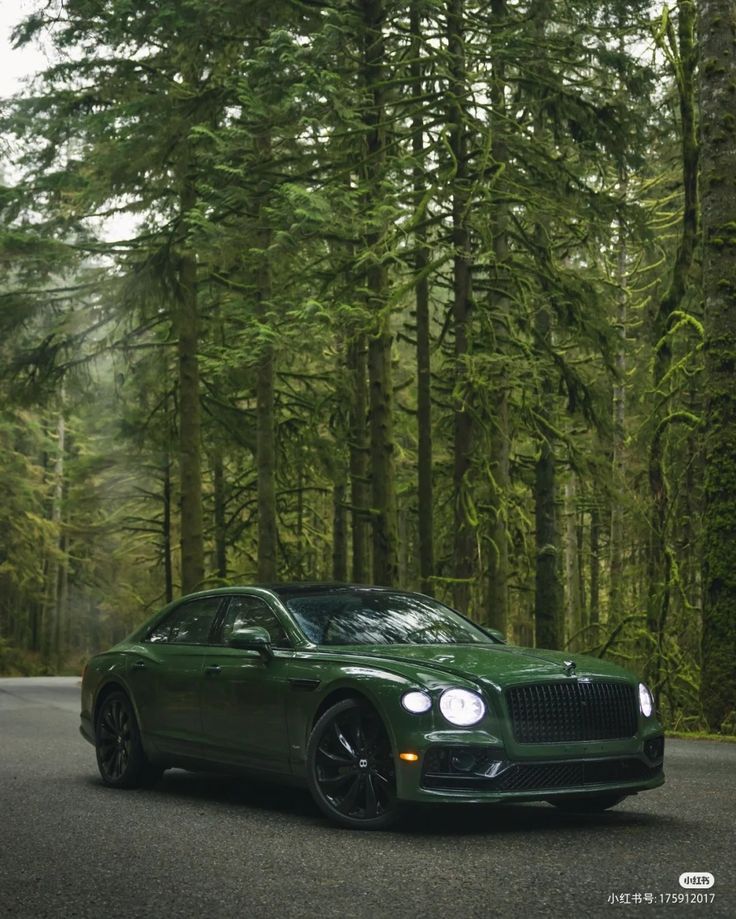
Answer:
282 589 494 646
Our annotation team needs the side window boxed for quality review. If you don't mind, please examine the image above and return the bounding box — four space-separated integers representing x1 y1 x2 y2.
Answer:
146 597 222 645
221 596 290 648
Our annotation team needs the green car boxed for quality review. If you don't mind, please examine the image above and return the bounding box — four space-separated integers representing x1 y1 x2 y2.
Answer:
80 584 664 829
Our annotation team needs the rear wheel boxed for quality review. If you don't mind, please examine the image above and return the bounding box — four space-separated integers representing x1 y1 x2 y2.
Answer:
307 698 400 830
95 690 162 789
549 793 626 813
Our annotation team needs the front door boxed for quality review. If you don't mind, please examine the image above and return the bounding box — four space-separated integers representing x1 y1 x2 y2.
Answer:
200 595 293 773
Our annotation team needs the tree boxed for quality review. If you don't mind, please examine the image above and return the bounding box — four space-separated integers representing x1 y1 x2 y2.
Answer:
645 0 699 692
698 0 736 731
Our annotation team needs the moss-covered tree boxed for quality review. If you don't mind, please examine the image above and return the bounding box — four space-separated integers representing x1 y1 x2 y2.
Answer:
698 0 736 731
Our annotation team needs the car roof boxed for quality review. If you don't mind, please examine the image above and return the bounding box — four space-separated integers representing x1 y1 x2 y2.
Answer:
171 583 401 603
262 582 392 598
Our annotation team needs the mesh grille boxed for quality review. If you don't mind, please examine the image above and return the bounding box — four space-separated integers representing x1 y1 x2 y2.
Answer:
420 750 662 792
494 758 655 791
505 680 638 743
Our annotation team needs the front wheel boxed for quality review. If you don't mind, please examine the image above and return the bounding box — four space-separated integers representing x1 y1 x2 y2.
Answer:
307 698 401 830
95 690 162 789
549 793 626 813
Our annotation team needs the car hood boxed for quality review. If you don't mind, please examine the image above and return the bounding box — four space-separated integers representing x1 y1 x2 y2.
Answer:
319 643 635 688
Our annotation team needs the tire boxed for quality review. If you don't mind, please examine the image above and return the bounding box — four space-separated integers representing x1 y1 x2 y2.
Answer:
95 690 162 789
306 698 401 830
549 793 626 813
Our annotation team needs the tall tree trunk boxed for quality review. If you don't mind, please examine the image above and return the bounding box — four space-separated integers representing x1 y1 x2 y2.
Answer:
256 346 276 581
534 323 562 650
486 0 510 631
534 441 561 649
590 501 600 625
212 449 227 581
175 173 205 594
609 22 630 626
646 0 698 689
367 330 399 586
361 0 399 587
296 463 305 577
564 476 583 648
255 131 278 583
411 0 434 596
531 0 562 650
609 206 627 621
698 0 736 731
348 336 370 582
162 443 173 603
332 479 348 581
43 409 65 668
448 0 474 612
59 531 69 664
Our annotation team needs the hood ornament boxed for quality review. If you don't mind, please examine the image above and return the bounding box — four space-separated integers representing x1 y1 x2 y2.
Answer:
563 659 577 676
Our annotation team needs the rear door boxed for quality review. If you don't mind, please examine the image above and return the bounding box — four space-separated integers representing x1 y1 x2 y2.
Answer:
200 594 293 773
127 595 224 759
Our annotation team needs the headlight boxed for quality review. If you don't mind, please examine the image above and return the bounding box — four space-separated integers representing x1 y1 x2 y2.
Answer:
639 682 654 717
439 688 485 726
401 690 432 714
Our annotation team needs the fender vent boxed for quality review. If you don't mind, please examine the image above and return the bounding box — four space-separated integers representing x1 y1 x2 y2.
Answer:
288 678 320 692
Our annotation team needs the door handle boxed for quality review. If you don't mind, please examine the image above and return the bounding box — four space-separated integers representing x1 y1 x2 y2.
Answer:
204 665 221 676
132 660 146 671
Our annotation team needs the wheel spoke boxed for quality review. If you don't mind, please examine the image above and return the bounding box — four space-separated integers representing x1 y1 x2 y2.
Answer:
337 775 363 815
317 744 353 766
372 769 391 789
334 722 357 758
319 772 355 788
365 774 379 817
352 716 366 754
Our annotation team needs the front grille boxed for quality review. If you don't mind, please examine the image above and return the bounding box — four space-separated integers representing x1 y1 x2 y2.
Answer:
421 747 662 792
495 758 658 791
505 680 638 743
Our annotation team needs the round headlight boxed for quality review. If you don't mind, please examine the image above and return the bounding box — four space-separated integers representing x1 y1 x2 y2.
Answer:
401 690 432 714
439 688 485 726
639 682 654 717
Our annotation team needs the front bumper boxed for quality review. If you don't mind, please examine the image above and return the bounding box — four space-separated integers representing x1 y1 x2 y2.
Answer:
392 730 665 804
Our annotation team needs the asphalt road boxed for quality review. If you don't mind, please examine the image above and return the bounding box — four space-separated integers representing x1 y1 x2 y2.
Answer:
0 678 733 919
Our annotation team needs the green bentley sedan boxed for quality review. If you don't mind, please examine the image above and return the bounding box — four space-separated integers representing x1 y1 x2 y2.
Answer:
80 584 665 829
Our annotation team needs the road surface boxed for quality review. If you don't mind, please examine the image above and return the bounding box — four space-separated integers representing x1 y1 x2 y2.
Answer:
0 677 733 917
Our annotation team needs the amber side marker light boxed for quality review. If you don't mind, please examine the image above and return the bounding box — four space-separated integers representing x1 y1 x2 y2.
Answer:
399 752 420 763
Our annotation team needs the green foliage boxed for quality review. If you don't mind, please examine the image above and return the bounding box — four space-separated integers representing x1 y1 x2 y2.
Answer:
0 0 724 729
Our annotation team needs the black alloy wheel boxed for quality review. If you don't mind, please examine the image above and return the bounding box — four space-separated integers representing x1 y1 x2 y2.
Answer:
549 793 626 813
307 698 400 829
95 690 161 788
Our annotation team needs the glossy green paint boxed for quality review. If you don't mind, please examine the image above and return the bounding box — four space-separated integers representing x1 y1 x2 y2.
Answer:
80 586 665 806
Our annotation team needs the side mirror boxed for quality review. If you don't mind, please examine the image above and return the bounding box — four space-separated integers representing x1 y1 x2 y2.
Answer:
228 626 273 660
